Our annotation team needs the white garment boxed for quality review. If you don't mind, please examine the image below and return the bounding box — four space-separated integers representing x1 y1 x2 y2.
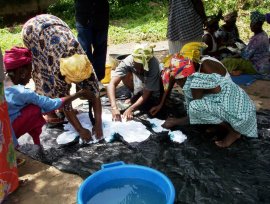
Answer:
57 113 187 145
57 113 152 145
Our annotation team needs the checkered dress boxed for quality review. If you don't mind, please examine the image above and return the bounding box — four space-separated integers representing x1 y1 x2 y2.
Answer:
167 0 204 41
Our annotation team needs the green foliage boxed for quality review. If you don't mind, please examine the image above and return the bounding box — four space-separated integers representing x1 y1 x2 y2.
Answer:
0 26 23 51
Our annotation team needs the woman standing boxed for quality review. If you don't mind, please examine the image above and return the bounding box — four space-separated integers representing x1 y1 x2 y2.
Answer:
22 14 103 141
0 47 18 203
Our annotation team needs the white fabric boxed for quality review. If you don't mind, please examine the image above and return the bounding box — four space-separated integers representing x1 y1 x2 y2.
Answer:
57 113 187 145
147 118 187 143
57 113 152 145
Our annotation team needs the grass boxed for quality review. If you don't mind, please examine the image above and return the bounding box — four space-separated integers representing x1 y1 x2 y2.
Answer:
0 1 269 51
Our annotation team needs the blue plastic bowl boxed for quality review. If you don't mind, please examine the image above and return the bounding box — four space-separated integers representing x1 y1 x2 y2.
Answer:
77 161 175 204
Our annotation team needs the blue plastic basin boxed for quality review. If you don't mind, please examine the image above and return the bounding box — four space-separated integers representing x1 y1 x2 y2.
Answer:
77 161 175 204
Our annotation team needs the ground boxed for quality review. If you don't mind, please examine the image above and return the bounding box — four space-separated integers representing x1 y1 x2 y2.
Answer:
4 41 270 204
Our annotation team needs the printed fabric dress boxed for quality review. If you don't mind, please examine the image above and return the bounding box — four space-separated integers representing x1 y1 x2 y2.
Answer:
22 14 99 111
182 73 257 138
0 83 19 202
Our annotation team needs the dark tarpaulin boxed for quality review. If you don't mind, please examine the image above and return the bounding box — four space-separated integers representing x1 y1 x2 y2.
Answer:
19 88 270 204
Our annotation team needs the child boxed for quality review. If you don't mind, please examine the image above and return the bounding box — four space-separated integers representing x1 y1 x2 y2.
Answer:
162 42 258 148
4 47 94 146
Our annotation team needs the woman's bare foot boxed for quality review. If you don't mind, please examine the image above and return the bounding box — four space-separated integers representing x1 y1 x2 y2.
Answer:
215 130 241 148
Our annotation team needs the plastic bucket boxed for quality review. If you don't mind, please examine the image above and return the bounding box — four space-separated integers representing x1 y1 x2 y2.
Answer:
101 64 112 84
77 161 175 204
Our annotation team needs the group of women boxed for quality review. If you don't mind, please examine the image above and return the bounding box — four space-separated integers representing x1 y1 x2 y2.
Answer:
202 11 270 76
0 9 267 202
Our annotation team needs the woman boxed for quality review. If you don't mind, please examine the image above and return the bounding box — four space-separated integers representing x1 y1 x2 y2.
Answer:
150 42 230 116
222 11 270 75
161 44 257 148
22 14 103 141
107 44 160 121
0 47 19 203
4 47 95 146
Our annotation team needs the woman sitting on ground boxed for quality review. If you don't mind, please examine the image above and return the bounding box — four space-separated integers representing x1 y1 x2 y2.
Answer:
215 11 245 47
4 47 96 146
161 43 257 148
150 42 231 116
221 11 270 75
202 13 222 57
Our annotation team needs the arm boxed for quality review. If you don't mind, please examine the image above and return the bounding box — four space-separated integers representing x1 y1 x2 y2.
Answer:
107 76 122 121
123 89 152 121
150 76 175 116
191 86 221 100
91 96 103 139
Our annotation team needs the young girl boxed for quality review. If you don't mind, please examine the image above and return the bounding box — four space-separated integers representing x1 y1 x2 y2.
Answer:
4 47 95 146
161 42 257 147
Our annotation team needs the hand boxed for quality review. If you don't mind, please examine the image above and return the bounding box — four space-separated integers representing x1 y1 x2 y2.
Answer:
149 105 162 116
162 117 179 129
92 123 103 140
78 128 92 142
78 89 94 100
122 108 133 121
112 108 122 122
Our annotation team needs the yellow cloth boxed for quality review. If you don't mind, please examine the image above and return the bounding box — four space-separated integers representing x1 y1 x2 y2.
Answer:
132 44 155 71
179 42 207 63
60 54 93 84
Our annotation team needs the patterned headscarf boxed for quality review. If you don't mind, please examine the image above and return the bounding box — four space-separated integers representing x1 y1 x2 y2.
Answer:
162 54 195 91
132 44 155 71
265 13 270 24
60 54 93 84
223 11 238 22
250 11 265 25
179 42 207 63
4 47 32 71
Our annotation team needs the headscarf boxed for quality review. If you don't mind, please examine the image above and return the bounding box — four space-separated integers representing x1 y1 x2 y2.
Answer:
223 11 238 22
3 47 32 71
162 54 195 91
132 44 155 71
60 54 93 84
250 11 265 25
179 42 207 63
265 13 270 24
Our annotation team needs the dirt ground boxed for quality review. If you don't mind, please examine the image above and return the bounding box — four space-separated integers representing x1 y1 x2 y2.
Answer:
4 42 270 204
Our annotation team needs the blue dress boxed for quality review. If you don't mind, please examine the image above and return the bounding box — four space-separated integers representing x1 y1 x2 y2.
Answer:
183 73 257 138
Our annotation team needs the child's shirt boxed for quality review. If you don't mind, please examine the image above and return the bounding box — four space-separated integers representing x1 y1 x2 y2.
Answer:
5 85 63 122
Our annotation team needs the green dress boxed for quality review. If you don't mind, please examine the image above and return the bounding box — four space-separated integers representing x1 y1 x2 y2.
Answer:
183 73 257 138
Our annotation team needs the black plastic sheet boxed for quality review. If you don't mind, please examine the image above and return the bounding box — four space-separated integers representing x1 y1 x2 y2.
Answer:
19 89 270 203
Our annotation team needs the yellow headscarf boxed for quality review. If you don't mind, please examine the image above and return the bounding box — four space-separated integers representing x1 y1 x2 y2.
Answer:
60 54 93 84
132 44 155 71
179 42 207 63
